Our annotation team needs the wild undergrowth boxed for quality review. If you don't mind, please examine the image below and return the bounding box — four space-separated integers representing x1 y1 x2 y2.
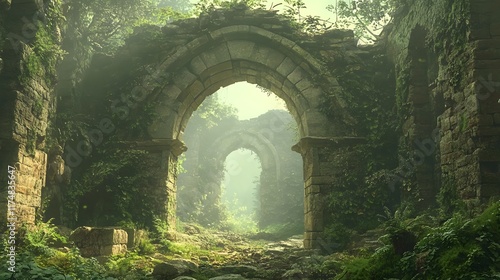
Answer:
0 221 114 280
335 201 500 280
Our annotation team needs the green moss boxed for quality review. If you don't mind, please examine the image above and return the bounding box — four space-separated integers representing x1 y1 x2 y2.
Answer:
19 1 65 87
26 129 37 156
33 97 44 117
21 51 44 86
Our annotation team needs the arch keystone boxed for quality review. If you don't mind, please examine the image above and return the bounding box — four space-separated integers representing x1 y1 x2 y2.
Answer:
227 40 256 60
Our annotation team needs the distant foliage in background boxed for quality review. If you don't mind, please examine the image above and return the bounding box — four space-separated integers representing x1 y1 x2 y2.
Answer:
329 0 401 41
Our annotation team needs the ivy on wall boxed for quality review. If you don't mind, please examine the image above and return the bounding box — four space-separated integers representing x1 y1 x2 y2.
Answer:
317 40 400 244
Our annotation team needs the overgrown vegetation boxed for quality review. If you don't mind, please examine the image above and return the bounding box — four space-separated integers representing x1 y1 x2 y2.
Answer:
335 201 500 280
0 221 113 280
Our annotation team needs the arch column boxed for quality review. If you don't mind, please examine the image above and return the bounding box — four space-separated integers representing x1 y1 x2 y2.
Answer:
293 136 365 250
126 139 187 230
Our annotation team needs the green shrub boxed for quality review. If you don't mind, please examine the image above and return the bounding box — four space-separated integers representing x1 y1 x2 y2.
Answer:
335 201 500 280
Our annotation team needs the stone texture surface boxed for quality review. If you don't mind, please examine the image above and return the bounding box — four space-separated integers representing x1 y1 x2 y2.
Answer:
69 227 128 257
0 1 57 229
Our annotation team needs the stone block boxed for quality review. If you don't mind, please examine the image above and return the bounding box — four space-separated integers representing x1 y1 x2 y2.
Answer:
186 35 210 51
70 227 128 257
100 244 127 256
200 61 232 82
287 66 306 85
199 44 231 69
276 57 297 77
305 177 333 187
296 78 313 92
173 68 198 91
129 229 148 249
188 56 208 76
227 40 255 60
251 45 286 69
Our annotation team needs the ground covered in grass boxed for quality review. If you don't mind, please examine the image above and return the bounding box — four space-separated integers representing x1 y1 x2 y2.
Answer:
2 202 500 280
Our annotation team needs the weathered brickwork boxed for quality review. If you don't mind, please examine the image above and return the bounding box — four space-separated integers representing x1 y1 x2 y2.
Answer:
69 227 128 257
388 0 500 212
469 0 500 205
0 0 56 228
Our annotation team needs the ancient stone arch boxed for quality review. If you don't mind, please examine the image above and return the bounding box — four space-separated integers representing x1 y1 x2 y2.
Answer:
146 24 344 140
204 129 282 226
123 11 356 249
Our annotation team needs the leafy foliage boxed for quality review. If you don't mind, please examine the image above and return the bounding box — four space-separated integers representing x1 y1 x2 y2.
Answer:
65 0 190 54
64 147 160 229
194 0 267 14
328 0 402 42
334 202 500 280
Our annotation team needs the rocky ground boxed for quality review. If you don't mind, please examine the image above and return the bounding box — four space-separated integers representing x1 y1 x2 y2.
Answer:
109 224 361 280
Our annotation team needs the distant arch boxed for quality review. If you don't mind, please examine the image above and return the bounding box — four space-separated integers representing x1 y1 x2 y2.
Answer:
206 129 281 227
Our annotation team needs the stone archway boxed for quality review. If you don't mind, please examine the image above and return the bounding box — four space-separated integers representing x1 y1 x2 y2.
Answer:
146 24 345 140
102 8 356 249
205 129 282 227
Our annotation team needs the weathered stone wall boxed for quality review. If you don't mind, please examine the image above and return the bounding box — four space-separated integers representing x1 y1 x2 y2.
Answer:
388 0 500 211
469 0 500 206
0 0 60 228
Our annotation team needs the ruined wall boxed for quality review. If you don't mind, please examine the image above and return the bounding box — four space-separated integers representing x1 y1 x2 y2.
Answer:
0 0 62 228
388 0 500 212
469 0 500 206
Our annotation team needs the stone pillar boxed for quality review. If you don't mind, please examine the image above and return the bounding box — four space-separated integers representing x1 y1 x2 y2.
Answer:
0 0 54 230
126 139 187 231
293 136 365 250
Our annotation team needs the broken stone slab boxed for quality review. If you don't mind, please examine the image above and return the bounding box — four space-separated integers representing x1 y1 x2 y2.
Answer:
69 227 128 257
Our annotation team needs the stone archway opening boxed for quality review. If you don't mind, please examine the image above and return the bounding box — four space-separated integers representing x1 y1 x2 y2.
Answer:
406 25 440 208
138 21 352 249
176 86 304 234
220 148 262 232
